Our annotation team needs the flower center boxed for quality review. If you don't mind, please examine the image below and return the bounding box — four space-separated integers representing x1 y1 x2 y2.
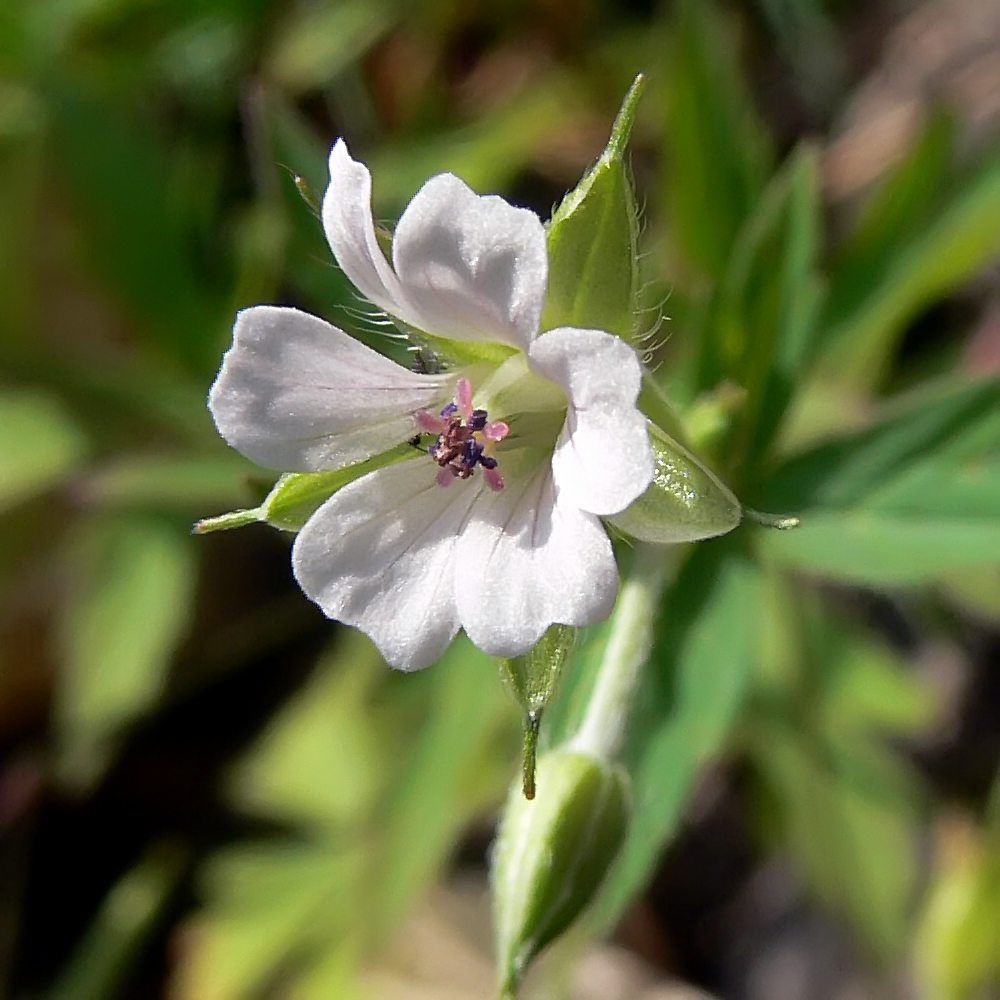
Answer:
416 377 509 491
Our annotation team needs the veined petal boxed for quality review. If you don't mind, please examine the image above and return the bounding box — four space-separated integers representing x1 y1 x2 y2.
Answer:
529 327 653 516
455 457 619 657
209 305 451 472
292 459 482 671
392 173 548 350
323 139 424 329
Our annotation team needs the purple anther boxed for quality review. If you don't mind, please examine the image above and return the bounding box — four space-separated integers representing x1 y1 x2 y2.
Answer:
480 455 497 470
462 439 483 468
468 409 488 431
440 402 458 418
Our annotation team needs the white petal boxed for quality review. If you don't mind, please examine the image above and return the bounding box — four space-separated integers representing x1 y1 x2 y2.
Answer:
528 328 654 516
391 173 547 350
209 305 451 471
322 139 424 329
293 459 483 671
455 458 619 657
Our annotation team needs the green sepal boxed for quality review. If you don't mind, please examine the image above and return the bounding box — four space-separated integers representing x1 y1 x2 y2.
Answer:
542 74 644 342
608 422 743 543
492 749 630 999
194 443 417 535
414 331 517 368
499 624 576 799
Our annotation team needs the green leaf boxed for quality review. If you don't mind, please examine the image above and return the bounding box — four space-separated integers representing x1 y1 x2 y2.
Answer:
662 0 772 279
81 453 256 513
173 634 516 1000
0 390 88 512
49 84 227 374
750 719 919 958
48 845 185 1000
592 546 762 926
698 144 824 466
366 72 588 214
822 144 1000 388
54 516 196 786
371 635 517 941
264 0 394 92
171 843 364 1000
760 379 1000 584
745 592 925 958
917 829 1000 1000
763 378 1000 512
760 511 1000 585
0 82 46 352
826 112 956 334
542 74 643 342
230 634 387 831
607 421 742 544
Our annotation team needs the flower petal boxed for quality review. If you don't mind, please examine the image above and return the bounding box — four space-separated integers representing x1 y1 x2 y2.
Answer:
322 139 424 329
392 173 547 350
293 459 483 671
455 457 619 657
528 327 654 516
209 305 451 471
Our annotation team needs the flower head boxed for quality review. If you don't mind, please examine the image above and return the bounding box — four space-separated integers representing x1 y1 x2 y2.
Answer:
209 140 654 671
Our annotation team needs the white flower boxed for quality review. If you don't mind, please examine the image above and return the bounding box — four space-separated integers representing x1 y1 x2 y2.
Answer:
209 140 654 671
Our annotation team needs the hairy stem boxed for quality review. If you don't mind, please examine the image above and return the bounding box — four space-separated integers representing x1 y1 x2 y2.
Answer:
570 543 670 761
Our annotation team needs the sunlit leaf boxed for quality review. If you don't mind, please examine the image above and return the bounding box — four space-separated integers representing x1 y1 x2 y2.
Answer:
662 0 772 279
0 390 88 512
54 515 196 786
49 844 185 1000
171 843 364 1000
761 511 1000 585
81 453 256 513
265 0 394 92
230 634 387 830
823 146 1000 388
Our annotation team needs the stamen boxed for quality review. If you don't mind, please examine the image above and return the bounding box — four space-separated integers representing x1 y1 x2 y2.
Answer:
456 378 473 421
483 466 505 492
483 420 509 442
416 410 446 434
424 379 506 491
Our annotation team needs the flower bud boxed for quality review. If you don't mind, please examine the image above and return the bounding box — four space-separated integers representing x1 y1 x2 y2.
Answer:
491 749 630 998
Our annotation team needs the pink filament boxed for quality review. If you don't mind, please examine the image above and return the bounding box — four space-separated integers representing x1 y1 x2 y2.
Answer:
455 377 474 421
483 465 505 492
415 410 446 434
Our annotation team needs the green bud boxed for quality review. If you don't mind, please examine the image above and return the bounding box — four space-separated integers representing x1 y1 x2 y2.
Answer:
499 624 576 799
492 749 629 998
608 421 742 544
194 442 415 535
542 74 645 342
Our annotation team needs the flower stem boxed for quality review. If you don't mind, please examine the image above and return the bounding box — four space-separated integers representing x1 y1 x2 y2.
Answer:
570 544 669 762
522 712 541 800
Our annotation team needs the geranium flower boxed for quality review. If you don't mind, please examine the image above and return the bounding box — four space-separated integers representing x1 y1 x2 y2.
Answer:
209 140 654 671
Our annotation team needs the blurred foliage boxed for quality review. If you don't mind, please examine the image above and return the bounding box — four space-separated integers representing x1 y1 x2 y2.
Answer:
1 0 999 998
